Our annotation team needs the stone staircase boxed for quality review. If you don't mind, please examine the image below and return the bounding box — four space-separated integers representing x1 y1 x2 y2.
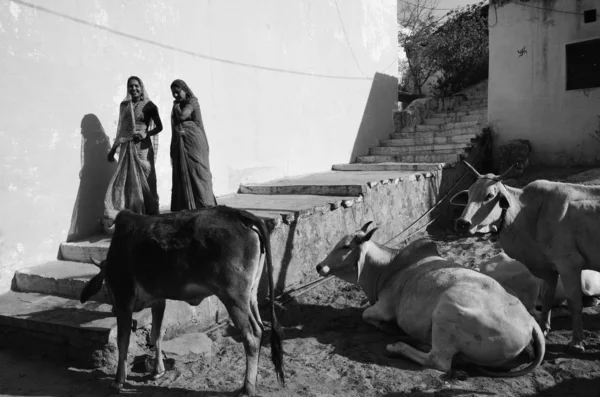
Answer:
334 79 489 170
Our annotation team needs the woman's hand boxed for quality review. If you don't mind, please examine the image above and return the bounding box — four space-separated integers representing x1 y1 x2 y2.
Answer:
173 104 182 122
107 148 116 163
132 133 143 143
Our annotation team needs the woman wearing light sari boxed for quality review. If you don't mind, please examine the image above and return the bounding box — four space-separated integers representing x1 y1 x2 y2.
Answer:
169 79 217 211
103 76 163 233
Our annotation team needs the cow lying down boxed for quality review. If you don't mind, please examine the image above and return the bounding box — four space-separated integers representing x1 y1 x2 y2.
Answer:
480 253 600 319
80 207 284 397
316 222 545 378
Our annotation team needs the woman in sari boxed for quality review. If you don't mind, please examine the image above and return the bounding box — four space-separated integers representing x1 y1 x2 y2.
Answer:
169 79 217 211
103 76 163 233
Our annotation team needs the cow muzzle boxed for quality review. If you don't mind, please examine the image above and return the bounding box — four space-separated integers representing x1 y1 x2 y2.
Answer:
316 263 330 277
455 218 472 234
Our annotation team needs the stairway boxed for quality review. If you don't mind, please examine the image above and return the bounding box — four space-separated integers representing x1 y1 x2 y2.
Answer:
334 80 489 170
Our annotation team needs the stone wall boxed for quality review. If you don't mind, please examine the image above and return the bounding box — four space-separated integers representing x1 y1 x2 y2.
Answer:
257 171 442 299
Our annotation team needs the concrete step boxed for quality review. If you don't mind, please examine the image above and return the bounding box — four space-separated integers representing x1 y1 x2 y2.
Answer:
382 134 477 146
14 260 111 303
357 153 462 163
430 109 486 118
370 143 471 155
424 113 487 125
0 290 151 367
391 127 482 140
398 120 482 134
238 170 422 196
332 162 449 172
60 235 111 264
458 98 487 107
461 93 487 100
451 104 488 112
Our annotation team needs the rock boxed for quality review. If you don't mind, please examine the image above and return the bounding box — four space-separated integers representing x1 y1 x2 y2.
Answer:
162 332 212 357
499 139 531 176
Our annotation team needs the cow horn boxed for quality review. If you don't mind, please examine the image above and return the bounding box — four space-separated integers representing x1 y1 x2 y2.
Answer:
496 163 517 181
90 257 104 268
360 221 373 233
462 160 483 178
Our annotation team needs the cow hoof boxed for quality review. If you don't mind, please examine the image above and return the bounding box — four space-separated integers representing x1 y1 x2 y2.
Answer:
566 342 585 355
109 381 124 392
236 389 253 397
152 370 166 380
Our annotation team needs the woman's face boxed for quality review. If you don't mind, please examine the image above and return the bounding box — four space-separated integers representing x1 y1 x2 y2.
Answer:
128 79 142 100
171 86 187 103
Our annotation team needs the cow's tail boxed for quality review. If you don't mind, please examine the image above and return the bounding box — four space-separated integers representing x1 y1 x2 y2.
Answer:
80 258 106 304
477 319 545 378
254 218 285 386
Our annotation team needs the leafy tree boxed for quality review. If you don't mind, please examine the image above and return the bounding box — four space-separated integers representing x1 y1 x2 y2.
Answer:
397 0 441 95
397 0 489 97
427 2 489 97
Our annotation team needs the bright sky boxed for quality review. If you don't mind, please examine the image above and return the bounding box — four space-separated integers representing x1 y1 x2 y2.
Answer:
428 0 486 18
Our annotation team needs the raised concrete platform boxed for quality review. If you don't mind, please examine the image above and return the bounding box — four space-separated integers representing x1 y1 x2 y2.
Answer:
0 290 151 367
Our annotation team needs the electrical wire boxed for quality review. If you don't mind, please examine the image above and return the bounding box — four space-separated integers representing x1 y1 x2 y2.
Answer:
334 0 369 78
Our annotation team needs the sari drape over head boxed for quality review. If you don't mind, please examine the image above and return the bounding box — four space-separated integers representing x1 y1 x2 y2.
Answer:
170 79 217 211
103 76 160 233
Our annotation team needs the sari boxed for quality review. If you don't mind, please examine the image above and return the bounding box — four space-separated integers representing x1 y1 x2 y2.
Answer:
170 79 217 211
103 76 160 233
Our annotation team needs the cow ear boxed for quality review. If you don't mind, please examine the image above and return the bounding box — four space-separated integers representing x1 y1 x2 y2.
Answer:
450 190 469 206
498 192 510 209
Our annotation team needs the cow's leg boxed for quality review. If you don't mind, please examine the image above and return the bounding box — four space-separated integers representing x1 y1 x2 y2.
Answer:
385 339 456 377
538 270 559 335
112 304 134 391
150 299 167 379
225 299 262 397
556 261 585 353
386 302 464 379
362 299 398 335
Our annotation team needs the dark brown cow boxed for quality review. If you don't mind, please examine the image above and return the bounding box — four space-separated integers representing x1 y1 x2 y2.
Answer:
80 206 284 397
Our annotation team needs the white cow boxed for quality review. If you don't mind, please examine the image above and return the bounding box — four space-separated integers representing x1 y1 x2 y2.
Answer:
316 222 545 378
480 253 600 318
452 160 600 353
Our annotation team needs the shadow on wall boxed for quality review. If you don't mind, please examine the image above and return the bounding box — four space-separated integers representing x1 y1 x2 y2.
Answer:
67 114 116 242
349 72 398 163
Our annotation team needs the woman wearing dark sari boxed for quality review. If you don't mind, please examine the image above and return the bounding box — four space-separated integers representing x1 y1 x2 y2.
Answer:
103 76 162 233
170 79 217 210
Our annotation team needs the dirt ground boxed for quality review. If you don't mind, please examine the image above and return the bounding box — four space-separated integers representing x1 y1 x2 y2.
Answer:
2 166 600 397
